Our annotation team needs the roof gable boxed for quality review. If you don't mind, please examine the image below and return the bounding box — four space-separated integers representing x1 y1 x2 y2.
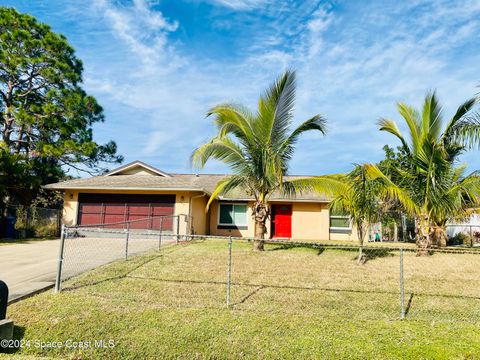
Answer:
105 161 171 177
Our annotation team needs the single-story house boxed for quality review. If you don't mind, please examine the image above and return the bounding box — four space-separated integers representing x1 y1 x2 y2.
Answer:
44 161 359 241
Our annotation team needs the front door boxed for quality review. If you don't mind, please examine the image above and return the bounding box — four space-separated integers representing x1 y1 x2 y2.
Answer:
271 204 292 238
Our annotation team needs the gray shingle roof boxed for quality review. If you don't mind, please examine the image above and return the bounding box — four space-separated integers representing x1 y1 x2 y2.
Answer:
44 172 331 202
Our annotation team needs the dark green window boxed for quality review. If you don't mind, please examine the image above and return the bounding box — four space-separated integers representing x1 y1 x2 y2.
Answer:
330 211 351 229
219 203 247 226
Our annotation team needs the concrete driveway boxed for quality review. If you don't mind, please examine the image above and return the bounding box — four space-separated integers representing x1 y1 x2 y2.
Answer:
0 239 59 302
1 232 177 302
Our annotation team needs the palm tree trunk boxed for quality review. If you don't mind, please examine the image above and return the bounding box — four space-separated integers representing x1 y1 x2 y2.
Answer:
431 225 447 248
416 215 430 256
253 201 268 251
357 221 366 264
253 219 265 251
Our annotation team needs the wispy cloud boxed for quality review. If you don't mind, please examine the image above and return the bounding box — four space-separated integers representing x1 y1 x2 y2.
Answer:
9 0 480 175
93 0 182 71
207 0 271 10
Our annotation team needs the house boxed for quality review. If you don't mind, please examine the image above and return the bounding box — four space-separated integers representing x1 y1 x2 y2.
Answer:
447 214 480 239
44 161 359 241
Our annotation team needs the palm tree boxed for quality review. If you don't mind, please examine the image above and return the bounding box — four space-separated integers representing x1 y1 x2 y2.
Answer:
329 166 384 263
378 92 480 254
191 70 331 251
328 164 416 262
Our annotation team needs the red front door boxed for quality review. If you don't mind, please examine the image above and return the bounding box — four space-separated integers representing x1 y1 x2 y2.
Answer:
271 204 292 238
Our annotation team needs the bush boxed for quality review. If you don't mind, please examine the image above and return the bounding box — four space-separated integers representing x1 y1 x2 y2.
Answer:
34 223 58 237
474 231 480 244
448 232 472 246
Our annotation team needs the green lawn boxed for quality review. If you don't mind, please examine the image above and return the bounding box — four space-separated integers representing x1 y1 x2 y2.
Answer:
2 239 480 359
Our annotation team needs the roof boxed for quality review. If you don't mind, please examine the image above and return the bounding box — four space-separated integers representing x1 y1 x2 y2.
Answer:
104 160 171 177
44 161 332 202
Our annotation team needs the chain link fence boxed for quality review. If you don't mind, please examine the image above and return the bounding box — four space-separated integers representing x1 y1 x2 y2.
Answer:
54 227 480 323
1 205 61 238
54 214 191 291
447 224 480 247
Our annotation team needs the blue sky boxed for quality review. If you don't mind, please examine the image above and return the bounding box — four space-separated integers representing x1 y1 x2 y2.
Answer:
3 0 480 175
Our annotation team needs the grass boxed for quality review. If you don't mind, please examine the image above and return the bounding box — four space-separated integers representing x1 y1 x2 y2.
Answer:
281 238 418 248
2 239 480 359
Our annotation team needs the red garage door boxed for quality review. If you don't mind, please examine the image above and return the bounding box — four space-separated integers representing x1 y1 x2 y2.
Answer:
77 193 175 230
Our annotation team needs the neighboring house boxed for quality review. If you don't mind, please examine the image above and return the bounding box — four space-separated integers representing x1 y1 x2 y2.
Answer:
44 161 359 241
447 214 480 238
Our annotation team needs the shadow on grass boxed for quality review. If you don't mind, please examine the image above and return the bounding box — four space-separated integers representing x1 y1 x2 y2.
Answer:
126 274 402 296
317 246 396 263
235 285 266 305
363 249 396 263
267 243 305 251
405 293 414 317
359 249 395 263
267 243 396 263
0 325 25 355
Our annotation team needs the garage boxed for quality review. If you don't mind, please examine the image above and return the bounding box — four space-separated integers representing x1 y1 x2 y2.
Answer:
77 193 175 230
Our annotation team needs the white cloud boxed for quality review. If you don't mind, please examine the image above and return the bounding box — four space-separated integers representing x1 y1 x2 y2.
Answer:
208 0 270 10
93 0 182 72
81 0 480 174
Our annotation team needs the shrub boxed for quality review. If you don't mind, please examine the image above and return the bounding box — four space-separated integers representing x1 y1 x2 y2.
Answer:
34 223 58 238
474 231 480 244
448 232 472 246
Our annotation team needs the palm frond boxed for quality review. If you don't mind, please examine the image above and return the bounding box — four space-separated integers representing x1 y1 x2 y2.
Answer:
207 103 255 144
281 175 347 199
279 115 327 162
378 118 410 152
446 112 480 149
397 102 421 152
256 70 296 146
422 91 443 140
361 163 418 216
191 136 248 171
206 175 249 210
443 98 478 141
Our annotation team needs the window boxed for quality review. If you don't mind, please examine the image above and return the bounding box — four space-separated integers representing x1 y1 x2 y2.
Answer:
330 210 351 231
218 203 247 227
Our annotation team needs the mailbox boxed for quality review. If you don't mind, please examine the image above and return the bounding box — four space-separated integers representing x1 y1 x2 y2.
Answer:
0 280 7 320
0 280 13 341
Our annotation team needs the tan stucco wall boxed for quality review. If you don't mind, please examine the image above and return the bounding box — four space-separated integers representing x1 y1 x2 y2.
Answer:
62 191 78 226
330 227 359 241
290 202 330 240
208 201 332 241
190 195 208 235
118 168 159 176
209 200 259 238
61 189 359 241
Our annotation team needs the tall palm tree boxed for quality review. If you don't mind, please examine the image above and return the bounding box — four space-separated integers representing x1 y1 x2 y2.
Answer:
191 70 331 251
378 92 480 253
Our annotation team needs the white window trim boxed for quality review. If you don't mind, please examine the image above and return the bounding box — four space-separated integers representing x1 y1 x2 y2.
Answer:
218 202 248 227
329 215 352 231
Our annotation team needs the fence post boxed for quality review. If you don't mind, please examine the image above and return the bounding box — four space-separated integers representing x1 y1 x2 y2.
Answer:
55 224 66 293
158 217 163 251
399 248 405 320
125 223 130 261
226 236 232 308
56 209 62 237
176 215 180 244
470 226 474 248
